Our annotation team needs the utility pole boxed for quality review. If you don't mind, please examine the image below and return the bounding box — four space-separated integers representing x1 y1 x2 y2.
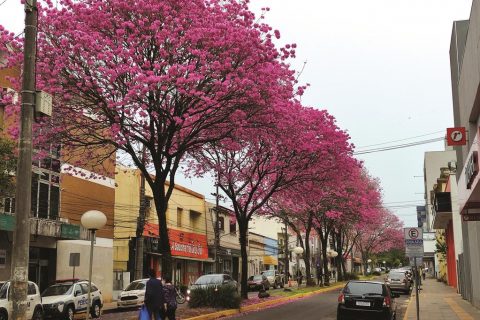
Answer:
284 218 289 286
11 1 37 319
134 147 147 280
214 177 220 273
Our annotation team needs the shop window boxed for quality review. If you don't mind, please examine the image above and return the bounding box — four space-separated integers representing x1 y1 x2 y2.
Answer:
2 197 15 214
177 208 183 228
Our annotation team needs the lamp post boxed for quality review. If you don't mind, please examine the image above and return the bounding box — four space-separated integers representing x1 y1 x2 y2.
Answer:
81 210 107 320
367 259 372 274
293 247 304 288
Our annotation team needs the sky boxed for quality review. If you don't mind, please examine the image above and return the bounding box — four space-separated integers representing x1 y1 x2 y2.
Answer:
0 0 473 227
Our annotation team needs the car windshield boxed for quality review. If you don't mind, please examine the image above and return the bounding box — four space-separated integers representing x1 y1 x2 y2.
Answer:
253 275 263 281
344 282 384 295
262 270 274 276
42 284 73 297
125 281 146 291
389 272 405 279
194 275 222 285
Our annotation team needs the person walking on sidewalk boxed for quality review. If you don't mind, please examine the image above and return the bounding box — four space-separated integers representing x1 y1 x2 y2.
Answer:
422 268 426 281
162 275 177 320
145 269 165 320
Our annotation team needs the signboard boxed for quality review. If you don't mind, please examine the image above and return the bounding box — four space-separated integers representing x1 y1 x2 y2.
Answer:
404 227 424 258
447 127 467 146
143 223 209 260
61 224 80 239
463 214 480 222
69 253 80 267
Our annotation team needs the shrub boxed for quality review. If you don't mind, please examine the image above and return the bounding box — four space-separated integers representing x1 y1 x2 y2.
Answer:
372 271 382 276
343 272 359 281
188 286 241 309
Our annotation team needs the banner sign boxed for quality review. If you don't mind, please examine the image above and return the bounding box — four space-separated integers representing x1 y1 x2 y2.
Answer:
143 223 208 260
447 127 467 146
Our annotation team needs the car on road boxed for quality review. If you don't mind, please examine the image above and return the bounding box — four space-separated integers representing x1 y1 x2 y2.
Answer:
188 274 237 292
42 279 103 320
117 279 147 309
247 275 270 291
373 268 382 273
386 270 412 294
337 280 399 320
0 280 43 320
261 270 284 289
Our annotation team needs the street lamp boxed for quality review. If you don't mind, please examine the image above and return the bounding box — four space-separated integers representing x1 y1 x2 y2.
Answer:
293 247 304 288
367 259 372 274
81 210 107 320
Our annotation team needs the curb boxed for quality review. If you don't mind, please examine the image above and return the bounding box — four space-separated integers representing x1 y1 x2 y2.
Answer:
185 283 345 320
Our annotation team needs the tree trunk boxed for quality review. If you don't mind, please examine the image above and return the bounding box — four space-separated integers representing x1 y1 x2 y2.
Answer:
304 224 315 286
238 218 249 299
153 184 172 278
335 231 344 281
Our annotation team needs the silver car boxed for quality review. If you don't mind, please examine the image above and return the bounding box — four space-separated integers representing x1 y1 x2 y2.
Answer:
386 270 411 293
187 274 237 293
117 279 147 309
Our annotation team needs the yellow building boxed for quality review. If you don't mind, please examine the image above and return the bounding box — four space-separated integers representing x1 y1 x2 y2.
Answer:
114 167 211 288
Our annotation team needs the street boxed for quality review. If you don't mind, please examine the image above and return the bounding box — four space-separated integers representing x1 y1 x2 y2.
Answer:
229 289 411 320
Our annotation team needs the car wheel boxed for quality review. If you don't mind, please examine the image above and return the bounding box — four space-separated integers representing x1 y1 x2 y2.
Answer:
32 307 43 320
65 305 74 320
0 310 7 320
91 301 101 318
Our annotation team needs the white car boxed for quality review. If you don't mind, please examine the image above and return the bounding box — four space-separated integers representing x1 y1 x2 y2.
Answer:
0 280 43 320
41 279 103 320
117 279 147 309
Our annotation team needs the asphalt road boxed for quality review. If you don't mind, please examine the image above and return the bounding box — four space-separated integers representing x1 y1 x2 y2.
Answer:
230 289 412 320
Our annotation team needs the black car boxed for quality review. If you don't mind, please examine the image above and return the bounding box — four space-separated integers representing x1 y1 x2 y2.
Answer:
337 281 399 320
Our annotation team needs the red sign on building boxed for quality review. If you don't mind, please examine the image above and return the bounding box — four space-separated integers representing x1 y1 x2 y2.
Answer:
447 127 467 146
143 223 209 260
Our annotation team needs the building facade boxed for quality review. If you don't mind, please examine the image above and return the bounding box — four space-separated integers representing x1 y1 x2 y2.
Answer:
449 6 480 308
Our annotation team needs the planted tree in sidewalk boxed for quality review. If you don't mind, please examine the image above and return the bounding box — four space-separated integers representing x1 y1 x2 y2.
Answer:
1 0 299 275
191 106 352 298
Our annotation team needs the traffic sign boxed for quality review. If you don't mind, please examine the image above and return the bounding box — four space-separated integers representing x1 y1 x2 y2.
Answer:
404 227 424 258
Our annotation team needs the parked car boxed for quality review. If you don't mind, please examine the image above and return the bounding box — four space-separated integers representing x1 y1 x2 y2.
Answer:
261 270 284 289
373 268 382 273
187 274 237 292
385 270 412 293
117 279 147 309
0 280 43 320
42 279 103 320
337 280 399 320
247 275 270 291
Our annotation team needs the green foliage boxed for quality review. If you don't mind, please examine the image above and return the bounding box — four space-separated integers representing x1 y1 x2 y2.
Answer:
343 272 359 281
188 286 241 309
435 232 447 255
0 137 16 202
372 271 381 276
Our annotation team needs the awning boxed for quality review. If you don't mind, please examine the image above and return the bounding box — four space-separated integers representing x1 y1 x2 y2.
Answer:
263 256 278 265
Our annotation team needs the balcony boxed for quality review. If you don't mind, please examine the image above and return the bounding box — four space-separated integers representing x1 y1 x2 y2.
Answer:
0 214 90 240
432 192 452 229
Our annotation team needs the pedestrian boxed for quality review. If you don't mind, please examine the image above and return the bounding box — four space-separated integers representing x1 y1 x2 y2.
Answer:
144 269 165 320
316 267 323 286
162 275 177 320
296 270 303 285
422 268 426 281
332 269 336 282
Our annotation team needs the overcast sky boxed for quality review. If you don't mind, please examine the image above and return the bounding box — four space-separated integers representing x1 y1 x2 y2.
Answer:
0 0 473 227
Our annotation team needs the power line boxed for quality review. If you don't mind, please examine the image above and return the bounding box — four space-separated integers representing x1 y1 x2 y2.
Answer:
354 137 444 155
355 130 444 150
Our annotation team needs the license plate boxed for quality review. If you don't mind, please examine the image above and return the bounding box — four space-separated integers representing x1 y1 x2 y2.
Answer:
356 301 371 307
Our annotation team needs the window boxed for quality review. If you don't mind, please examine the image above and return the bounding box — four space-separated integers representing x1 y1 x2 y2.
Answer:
229 219 236 234
80 283 90 294
218 217 225 233
0 250 6 269
2 198 15 214
177 208 183 228
31 145 61 220
28 283 36 295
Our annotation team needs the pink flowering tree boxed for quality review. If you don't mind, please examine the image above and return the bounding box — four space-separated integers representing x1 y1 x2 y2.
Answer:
192 105 353 298
1 0 300 275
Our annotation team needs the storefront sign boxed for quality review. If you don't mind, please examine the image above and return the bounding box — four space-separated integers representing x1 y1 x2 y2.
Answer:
463 214 480 222
447 127 467 146
61 224 80 239
465 151 479 189
143 223 208 259
0 214 14 231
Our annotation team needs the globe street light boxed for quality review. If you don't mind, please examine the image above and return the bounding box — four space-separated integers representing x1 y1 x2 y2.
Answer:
293 247 304 288
81 210 107 320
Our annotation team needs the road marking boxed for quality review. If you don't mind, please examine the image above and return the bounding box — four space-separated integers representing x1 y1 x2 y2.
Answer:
444 297 474 320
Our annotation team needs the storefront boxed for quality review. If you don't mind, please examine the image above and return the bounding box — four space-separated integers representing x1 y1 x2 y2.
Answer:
143 223 210 285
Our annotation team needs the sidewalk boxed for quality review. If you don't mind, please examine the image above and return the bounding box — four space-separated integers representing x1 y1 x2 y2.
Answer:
404 278 480 320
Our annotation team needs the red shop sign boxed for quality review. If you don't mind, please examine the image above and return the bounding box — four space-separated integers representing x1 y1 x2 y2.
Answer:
143 223 208 260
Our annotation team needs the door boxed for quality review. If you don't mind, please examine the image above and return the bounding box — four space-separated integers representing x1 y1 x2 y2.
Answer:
26 282 37 319
73 284 87 312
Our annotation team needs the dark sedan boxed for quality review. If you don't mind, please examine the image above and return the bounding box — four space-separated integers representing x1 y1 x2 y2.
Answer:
247 275 270 291
337 281 399 320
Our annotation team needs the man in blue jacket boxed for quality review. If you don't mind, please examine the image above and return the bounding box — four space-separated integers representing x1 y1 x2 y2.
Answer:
145 269 165 320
